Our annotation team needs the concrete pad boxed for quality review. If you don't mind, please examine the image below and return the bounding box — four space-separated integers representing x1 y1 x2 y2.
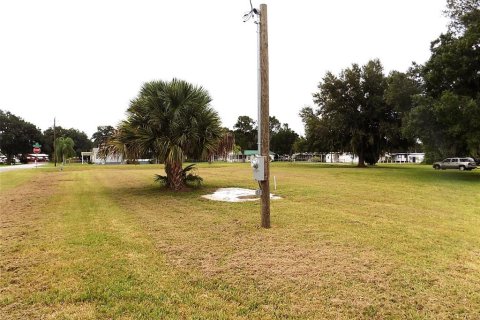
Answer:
202 187 281 202
0 163 47 173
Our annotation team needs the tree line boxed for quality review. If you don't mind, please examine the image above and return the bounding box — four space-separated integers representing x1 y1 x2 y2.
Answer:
0 110 93 164
230 115 299 157
300 0 479 166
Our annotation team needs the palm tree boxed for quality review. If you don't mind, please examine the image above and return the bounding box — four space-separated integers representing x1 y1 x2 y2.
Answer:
55 137 75 165
109 79 222 190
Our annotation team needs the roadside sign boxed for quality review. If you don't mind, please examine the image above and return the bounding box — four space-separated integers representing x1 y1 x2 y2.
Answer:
33 142 42 154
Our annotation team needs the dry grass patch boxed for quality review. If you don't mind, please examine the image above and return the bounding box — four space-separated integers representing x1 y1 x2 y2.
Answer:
1 163 479 319
101 163 479 318
1 171 64 319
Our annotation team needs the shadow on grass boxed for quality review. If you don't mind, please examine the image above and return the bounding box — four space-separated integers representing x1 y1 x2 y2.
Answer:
425 170 480 183
281 162 414 170
107 183 256 201
283 162 479 182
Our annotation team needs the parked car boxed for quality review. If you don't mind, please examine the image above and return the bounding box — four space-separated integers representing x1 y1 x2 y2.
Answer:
433 157 477 171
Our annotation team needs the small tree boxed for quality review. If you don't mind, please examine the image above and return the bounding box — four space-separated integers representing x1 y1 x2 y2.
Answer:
233 116 257 157
55 137 75 165
270 123 299 155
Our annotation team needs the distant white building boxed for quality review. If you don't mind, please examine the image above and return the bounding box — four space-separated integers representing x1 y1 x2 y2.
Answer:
325 152 359 163
380 153 425 163
327 152 425 164
290 152 358 163
291 151 425 164
81 148 123 164
326 152 425 164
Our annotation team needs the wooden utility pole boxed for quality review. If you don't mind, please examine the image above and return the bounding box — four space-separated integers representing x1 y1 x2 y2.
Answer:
259 4 270 228
53 117 57 167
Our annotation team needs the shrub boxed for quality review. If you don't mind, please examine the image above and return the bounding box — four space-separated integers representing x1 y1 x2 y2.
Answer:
155 164 203 188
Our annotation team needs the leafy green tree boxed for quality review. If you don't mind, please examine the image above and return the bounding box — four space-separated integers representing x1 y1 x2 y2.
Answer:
269 116 281 135
423 9 479 98
233 115 257 154
304 61 420 164
270 123 299 155
311 60 396 166
299 106 345 154
384 70 422 152
0 110 43 162
233 115 287 155
292 136 309 153
407 93 480 161
55 137 76 165
65 128 92 157
407 0 480 160
444 0 480 35
108 79 222 191
91 125 115 148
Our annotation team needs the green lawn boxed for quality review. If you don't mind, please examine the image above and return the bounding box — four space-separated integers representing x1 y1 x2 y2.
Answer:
1 163 479 319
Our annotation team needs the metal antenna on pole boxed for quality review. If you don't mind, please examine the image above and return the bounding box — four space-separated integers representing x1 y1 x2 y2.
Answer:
244 2 271 228
243 1 261 155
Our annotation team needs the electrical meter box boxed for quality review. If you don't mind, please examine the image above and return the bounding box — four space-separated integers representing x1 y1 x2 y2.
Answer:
251 156 266 181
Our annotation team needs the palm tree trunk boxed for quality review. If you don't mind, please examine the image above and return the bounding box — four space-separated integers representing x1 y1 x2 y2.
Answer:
166 161 185 191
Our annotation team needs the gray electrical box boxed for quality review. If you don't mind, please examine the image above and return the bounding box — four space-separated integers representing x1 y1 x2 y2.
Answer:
251 155 266 181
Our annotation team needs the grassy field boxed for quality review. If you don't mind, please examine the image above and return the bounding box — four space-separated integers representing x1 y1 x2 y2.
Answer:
1 163 479 319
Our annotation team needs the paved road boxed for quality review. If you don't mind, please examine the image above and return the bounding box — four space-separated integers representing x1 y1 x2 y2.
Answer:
0 163 47 173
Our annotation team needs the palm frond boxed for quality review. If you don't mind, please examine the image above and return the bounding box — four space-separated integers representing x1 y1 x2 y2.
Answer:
154 174 168 186
185 174 203 187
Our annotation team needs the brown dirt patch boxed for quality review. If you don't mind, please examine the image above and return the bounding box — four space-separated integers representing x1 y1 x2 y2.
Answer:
0 173 59 239
0 172 63 319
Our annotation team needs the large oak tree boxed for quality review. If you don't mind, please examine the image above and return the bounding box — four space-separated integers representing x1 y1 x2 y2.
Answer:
308 60 396 166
